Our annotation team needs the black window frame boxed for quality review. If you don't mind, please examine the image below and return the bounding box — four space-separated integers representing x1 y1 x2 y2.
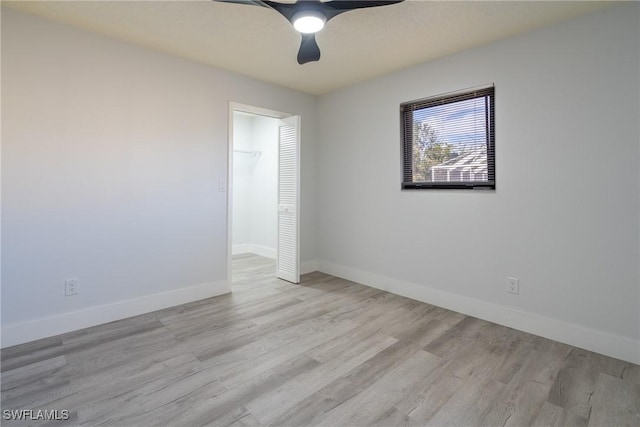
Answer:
401 86 495 190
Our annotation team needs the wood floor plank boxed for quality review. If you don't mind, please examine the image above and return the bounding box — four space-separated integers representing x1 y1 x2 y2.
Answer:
587 372 640 427
1 254 637 427
244 332 398 424
3 352 199 420
404 342 505 423
269 317 454 426
218 407 261 427
1 338 66 373
313 349 441 426
117 354 317 427
621 363 640 385
531 401 588 427
194 311 359 368
479 338 572 427
62 326 179 377
266 377 362 426
78 359 227 426
423 316 489 359
217 316 361 389
547 347 627 419
423 377 506 427
371 407 420 427
1 356 66 392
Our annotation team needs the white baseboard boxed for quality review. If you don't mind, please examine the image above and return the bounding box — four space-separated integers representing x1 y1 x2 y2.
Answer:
1 280 230 349
233 244 276 259
231 246 316 276
251 245 276 259
317 260 640 365
232 243 253 255
301 260 318 275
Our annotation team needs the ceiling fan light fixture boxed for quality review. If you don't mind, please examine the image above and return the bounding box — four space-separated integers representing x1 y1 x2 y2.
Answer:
292 11 326 34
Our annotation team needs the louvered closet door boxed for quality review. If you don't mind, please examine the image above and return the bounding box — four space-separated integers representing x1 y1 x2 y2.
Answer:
277 116 300 284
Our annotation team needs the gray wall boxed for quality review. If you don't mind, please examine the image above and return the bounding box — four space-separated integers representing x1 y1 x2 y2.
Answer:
316 3 639 362
1 8 317 345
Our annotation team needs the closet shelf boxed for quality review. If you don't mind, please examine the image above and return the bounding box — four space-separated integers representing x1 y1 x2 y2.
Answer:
234 149 262 157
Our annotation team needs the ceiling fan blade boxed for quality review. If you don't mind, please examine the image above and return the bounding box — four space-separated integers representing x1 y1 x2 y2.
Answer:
324 0 405 21
214 0 298 22
262 1 299 22
297 33 321 65
214 0 271 8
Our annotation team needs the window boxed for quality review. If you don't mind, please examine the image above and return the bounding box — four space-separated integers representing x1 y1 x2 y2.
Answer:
401 86 495 189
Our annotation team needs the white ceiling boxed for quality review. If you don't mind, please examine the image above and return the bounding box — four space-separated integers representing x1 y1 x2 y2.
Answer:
4 0 616 95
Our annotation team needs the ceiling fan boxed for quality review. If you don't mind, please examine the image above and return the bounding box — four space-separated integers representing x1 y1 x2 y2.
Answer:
214 0 405 64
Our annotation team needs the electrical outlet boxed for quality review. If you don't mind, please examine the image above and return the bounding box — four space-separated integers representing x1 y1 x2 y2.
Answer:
65 278 79 296
507 277 519 295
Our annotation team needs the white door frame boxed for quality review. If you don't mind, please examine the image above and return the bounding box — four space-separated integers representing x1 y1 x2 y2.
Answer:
226 102 299 287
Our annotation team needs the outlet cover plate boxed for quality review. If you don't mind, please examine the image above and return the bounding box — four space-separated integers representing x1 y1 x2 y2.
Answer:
65 278 79 296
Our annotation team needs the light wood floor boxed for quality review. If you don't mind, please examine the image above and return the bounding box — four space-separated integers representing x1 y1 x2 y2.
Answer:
2 254 639 426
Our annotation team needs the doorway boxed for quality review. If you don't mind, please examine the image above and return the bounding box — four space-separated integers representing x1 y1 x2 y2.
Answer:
227 103 300 288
